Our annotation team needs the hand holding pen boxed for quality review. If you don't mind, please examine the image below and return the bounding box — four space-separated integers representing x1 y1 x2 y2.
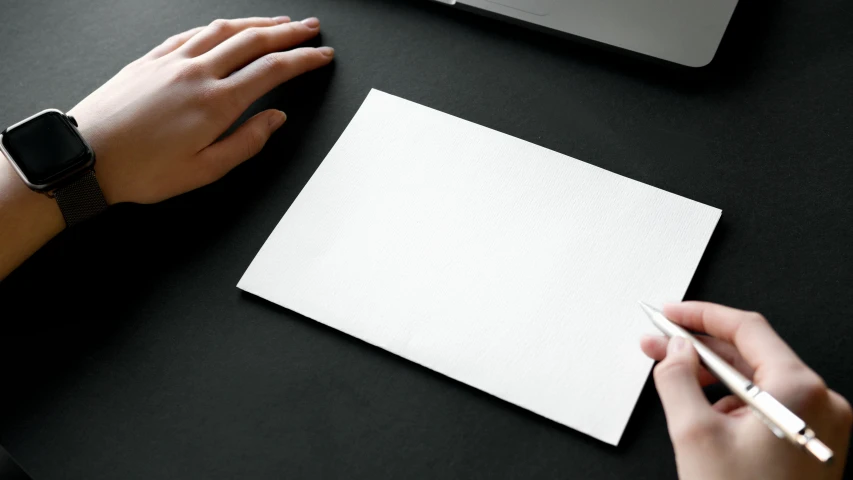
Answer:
640 302 852 480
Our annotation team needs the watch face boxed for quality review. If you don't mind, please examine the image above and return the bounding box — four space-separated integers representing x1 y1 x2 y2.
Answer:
1 111 91 187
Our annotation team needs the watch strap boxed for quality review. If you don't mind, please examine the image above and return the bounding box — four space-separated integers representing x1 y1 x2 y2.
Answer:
54 170 108 227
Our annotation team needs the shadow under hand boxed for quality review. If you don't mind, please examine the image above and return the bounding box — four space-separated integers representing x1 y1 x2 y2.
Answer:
0 58 337 429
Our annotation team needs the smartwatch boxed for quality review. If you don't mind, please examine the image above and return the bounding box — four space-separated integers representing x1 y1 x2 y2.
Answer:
0 109 107 227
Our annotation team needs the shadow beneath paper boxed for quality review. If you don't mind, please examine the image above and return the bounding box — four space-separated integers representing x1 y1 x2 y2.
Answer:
240 290 626 452
681 219 728 300
617 220 729 450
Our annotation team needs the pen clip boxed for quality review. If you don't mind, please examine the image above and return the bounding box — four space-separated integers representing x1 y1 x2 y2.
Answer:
748 389 807 442
748 406 786 439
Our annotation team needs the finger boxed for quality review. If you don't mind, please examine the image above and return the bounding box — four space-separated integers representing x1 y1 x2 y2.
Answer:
144 26 206 59
828 391 853 432
203 18 322 77
640 334 755 385
226 47 334 110
179 16 292 57
712 395 746 415
829 391 853 420
653 337 719 442
663 302 802 372
642 335 718 386
196 109 287 182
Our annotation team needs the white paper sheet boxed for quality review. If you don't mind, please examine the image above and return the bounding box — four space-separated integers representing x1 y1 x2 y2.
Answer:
238 89 721 445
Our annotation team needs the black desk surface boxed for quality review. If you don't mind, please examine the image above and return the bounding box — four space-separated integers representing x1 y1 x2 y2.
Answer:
1 0 851 478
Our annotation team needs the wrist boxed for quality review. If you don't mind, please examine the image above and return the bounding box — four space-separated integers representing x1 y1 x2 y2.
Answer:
1 155 65 233
0 155 65 278
67 110 121 206
2 109 112 227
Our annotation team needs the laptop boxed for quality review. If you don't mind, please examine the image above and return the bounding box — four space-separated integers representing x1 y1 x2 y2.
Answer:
432 0 740 67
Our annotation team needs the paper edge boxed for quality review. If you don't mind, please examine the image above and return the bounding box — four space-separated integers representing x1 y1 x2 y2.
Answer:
366 89 722 217
237 90 383 291
237 288 627 446
608 207 723 445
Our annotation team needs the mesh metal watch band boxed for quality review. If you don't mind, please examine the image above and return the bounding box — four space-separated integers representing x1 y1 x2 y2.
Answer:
54 170 108 227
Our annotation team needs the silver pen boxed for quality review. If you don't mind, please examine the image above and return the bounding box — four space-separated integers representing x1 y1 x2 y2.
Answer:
638 301 834 463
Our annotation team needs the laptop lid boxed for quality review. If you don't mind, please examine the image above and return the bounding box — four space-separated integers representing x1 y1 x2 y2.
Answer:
451 0 739 67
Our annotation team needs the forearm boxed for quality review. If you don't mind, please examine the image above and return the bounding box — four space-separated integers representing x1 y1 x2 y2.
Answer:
1 16 331 281
0 156 65 280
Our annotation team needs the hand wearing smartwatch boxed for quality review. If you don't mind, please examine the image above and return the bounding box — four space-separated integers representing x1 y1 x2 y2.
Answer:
0 15 334 280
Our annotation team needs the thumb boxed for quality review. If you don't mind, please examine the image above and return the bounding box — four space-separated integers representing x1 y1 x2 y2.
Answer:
199 109 286 178
653 337 716 441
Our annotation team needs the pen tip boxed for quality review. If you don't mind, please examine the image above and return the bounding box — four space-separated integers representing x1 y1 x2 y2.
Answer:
637 301 659 318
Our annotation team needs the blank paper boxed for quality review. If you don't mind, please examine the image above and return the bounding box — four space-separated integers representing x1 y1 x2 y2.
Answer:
238 89 720 445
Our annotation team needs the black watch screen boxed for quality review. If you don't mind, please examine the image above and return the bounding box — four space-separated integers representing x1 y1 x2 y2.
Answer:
0 110 94 191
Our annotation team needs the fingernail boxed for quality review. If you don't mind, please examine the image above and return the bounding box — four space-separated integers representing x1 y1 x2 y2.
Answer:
301 17 320 28
273 16 290 24
668 336 687 353
269 110 287 130
317 46 335 58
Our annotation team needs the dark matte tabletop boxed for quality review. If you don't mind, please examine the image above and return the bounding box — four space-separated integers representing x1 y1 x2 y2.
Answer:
1 0 851 478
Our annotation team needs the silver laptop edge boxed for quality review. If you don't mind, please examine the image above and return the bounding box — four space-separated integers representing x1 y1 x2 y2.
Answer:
434 0 740 67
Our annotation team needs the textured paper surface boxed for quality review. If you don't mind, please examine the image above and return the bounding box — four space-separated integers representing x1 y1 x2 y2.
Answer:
238 89 721 445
